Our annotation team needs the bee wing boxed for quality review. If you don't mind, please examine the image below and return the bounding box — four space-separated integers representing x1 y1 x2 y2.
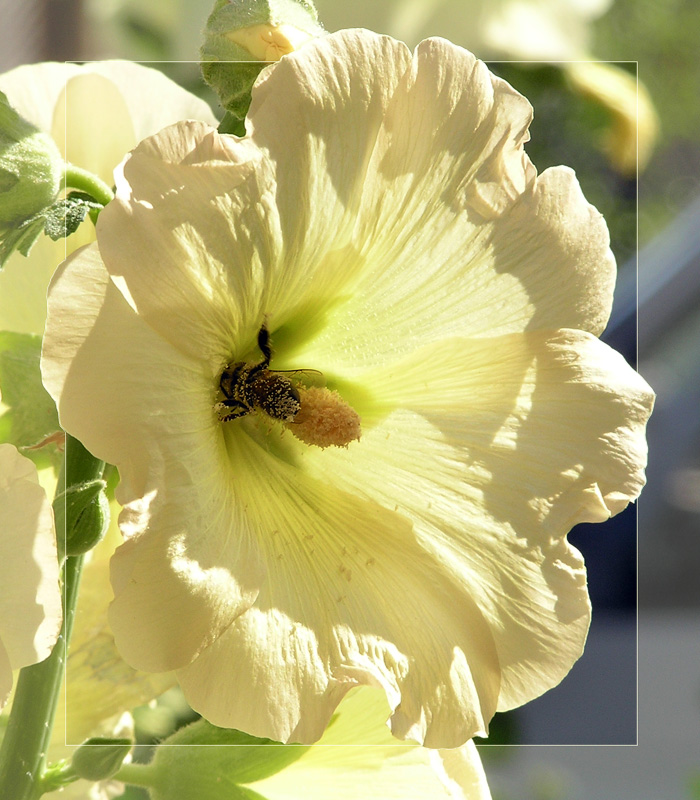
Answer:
274 368 324 386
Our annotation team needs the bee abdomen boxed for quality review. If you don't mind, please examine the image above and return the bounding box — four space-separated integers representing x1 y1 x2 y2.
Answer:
250 373 301 421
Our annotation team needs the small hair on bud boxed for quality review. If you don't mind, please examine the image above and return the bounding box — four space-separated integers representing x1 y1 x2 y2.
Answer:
287 386 361 449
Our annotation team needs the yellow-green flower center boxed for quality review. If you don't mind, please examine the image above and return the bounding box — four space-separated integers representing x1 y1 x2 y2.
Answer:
215 323 361 448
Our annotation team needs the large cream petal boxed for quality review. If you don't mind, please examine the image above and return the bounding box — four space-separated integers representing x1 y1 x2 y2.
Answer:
176 427 500 748
252 32 614 368
42 245 265 673
96 31 612 374
247 686 491 800
286 162 615 374
298 329 652 711
0 443 61 692
95 121 271 363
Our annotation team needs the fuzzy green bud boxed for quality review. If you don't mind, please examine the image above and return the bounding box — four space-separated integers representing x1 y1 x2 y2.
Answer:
53 477 110 557
0 91 62 227
71 738 133 782
0 91 65 266
200 0 323 127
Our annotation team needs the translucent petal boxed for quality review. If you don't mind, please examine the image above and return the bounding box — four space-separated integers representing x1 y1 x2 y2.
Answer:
176 427 500 748
300 329 653 710
0 62 83 131
97 32 613 377
42 246 264 673
247 687 492 800
0 61 217 336
0 443 61 681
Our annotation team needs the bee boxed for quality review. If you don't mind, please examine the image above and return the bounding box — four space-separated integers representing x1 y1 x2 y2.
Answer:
215 323 302 423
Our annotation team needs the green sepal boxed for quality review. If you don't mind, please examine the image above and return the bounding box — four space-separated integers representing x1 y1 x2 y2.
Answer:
218 110 247 136
0 331 61 470
54 478 110 557
71 737 133 781
38 759 80 794
201 60 265 127
146 719 310 800
44 191 102 241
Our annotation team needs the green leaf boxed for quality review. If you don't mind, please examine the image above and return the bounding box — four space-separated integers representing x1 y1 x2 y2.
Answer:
0 330 61 470
44 191 101 241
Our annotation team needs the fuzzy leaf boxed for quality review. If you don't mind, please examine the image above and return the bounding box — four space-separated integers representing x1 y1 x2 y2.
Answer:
44 191 101 241
0 331 61 469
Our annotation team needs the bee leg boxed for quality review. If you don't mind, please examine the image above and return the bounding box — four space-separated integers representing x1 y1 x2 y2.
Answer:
257 322 272 367
214 399 250 422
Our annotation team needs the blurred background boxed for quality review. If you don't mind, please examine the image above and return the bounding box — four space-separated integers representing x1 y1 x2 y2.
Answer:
1 0 698 797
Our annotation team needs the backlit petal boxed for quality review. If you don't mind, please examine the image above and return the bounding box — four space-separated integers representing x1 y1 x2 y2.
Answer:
177 428 500 747
0 61 217 336
299 329 652 710
0 443 61 703
247 686 491 800
42 246 264 672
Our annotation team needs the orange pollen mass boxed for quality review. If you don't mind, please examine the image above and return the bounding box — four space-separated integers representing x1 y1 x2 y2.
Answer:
286 386 361 449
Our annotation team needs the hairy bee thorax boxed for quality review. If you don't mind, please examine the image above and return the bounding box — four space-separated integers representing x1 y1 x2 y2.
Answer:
217 361 300 422
215 323 361 448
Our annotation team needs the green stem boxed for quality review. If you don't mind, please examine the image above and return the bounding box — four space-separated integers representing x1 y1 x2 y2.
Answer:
114 762 159 789
0 436 105 799
62 165 114 206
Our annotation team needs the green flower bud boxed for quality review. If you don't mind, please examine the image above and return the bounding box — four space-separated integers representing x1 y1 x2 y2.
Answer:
145 719 310 800
200 0 323 125
71 737 133 782
0 90 63 231
53 477 110 557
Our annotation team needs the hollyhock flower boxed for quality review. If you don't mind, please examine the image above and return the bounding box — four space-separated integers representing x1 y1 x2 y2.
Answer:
0 441 61 707
42 29 654 748
0 60 217 336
